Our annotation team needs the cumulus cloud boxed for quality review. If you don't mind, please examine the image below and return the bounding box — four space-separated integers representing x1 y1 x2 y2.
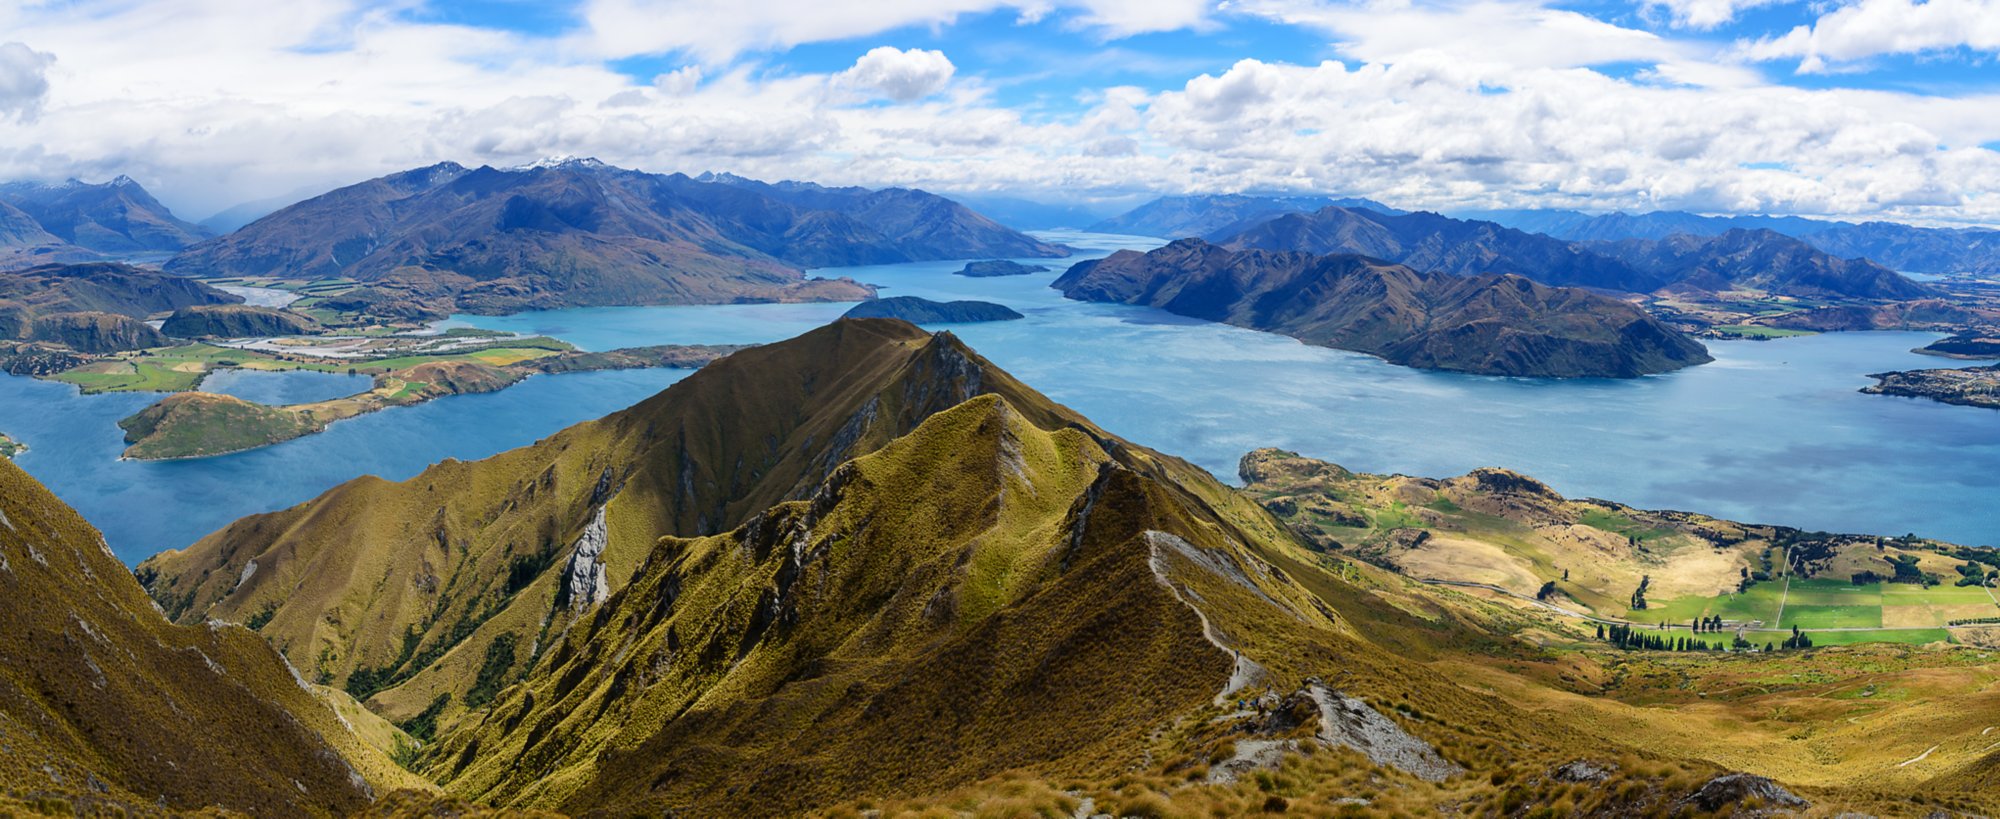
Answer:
577 0 1216 62
836 47 957 101
0 42 55 121
1738 0 2000 72
1641 0 1794 29
0 0 1998 228
1234 0 1689 71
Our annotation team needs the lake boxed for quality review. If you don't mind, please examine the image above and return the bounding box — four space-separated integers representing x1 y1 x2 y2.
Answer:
3 230 1996 562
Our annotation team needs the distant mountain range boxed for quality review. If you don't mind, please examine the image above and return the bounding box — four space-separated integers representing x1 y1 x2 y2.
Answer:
0 177 211 269
166 160 1066 313
1470 209 2000 276
1586 229 1934 301
1207 206 1935 300
1088 194 1402 239
1054 239 1710 378
1215 207 1662 292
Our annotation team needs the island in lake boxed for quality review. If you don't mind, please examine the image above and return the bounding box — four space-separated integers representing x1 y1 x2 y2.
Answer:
954 259 1048 277
842 296 1024 323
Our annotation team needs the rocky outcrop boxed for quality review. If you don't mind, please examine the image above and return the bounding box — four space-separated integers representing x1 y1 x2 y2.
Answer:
842 296 1024 324
1681 773 1808 813
560 507 611 611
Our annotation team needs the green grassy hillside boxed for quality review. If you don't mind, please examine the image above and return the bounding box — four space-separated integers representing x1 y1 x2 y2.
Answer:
0 459 428 815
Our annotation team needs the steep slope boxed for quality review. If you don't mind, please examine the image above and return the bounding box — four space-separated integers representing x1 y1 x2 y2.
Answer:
0 459 423 815
1087 194 1401 238
140 320 1203 722
0 176 209 253
1590 229 1936 300
1055 239 1710 377
1217 207 1663 292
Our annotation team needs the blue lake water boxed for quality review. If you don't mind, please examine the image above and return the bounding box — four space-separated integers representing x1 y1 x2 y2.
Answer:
2 230 1996 562
199 368 374 405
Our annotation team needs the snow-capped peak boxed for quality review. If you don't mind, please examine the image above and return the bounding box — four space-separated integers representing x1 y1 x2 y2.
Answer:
512 155 608 171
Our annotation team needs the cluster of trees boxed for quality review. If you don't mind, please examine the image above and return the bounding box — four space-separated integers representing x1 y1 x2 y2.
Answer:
1630 575 1650 611
1597 623 1719 652
1595 622 1814 653
1537 580 1559 601
1954 561 1996 588
1888 554 1941 587
1780 626 1814 650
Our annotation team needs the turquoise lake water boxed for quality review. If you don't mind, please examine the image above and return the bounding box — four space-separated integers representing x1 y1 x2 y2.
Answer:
2 230 1995 562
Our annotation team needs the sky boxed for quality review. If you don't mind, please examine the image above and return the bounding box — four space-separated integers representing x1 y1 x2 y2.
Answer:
1 0 1998 224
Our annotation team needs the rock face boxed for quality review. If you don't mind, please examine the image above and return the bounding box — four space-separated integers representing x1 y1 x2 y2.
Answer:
842 296 1025 323
1681 773 1808 813
1055 239 1711 378
0 459 404 815
561 507 611 610
161 304 319 338
955 259 1048 277
167 161 1066 313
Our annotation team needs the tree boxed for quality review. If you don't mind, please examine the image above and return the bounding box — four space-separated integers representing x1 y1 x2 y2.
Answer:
1537 580 1558 600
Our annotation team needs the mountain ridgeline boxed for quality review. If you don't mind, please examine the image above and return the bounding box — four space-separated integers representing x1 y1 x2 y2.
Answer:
165 160 1068 314
1055 239 1711 378
1211 206 1937 300
0 176 211 267
1089 193 1402 239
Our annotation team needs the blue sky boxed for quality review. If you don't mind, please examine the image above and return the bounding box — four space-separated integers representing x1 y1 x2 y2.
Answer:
0 0 1997 223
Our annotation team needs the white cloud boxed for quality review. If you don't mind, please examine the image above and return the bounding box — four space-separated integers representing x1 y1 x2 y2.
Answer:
0 42 55 122
836 47 957 101
576 0 1217 63
1641 0 1794 29
0 0 1998 228
1233 0 1687 70
1739 0 2000 72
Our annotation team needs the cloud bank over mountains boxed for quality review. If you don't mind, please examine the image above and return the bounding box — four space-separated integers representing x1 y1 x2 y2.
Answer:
0 0 1997 225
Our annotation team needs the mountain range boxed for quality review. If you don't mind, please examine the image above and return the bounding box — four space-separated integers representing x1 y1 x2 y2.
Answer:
166 160 1066 314
0 177 211 270
1211 206 1936 300
1088 194 1402 239
1469 209 2000 276
1054 239 1710 378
